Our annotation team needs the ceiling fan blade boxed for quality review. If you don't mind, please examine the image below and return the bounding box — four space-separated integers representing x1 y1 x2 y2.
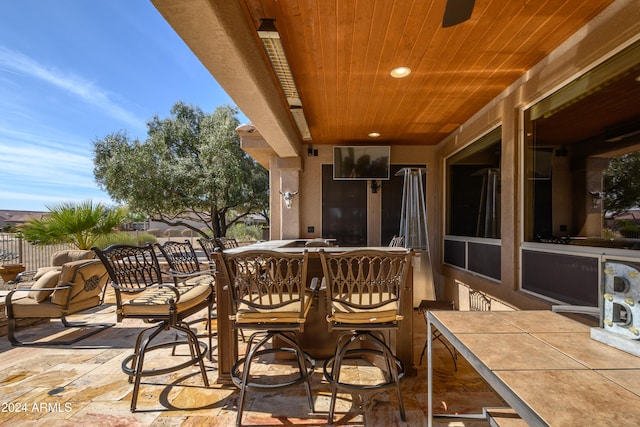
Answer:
442 0 476 28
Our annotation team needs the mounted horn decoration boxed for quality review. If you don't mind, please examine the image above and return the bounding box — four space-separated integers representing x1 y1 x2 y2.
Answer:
279 191 298 209
589 191 604 208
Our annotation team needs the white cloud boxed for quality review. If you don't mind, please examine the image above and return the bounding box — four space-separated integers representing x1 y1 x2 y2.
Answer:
0 47 138 209
0 143 96 188
0 45 144 129
0 190 113 207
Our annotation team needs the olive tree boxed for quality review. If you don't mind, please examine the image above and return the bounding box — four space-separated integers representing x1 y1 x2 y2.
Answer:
92 102 269 238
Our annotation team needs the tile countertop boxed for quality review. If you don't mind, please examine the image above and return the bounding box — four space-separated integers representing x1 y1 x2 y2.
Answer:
428 310 640 427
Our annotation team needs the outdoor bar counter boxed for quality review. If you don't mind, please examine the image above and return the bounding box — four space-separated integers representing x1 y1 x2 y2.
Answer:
213 239 415 384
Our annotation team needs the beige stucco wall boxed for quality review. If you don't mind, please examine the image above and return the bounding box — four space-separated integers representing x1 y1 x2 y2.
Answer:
269 145 436 242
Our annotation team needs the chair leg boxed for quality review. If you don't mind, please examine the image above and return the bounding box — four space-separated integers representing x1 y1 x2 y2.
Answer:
129 325 149 384
171 300 216 361
325 331 406 423
277 331 315 414
178 321 198 360
419 339 428 365
126 321 209 412
129 322 164 411
364 331 405 421
208 301 214 361
236 332 267 426
7 316 113 347
440 336 458 371
378 335 406 421
232 330 315 426
328 380 339 423
326 333 358 424
176 323 210 388
7 319 19 346
420 332 458 371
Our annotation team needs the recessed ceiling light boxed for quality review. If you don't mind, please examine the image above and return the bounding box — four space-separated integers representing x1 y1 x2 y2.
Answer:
368 132 381 138
390 66 411 78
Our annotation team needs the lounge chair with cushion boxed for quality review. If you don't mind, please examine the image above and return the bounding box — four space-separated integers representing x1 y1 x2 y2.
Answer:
5 256 113 346
11 249 96 285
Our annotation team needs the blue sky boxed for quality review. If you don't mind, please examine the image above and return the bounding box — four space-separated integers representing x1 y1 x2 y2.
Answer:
0 1 246 212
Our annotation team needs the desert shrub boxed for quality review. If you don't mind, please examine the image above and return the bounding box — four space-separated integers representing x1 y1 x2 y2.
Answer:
181 228 197 237
93 232 157 249
617 219 640 231
136 233 158 245
147 228 163 237
94 232 137 249
227 223 262 242
617 219 640 238
163 228 183 237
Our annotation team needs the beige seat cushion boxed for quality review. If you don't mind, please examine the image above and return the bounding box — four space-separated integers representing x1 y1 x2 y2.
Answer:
182 273 215 287
234 293 312 324
10 295 100 319
29 250 94 280
120 282 212 317
330 293 401 324
32 266 62 281
28 270 62 302
50 250 94 266
51 260 108 306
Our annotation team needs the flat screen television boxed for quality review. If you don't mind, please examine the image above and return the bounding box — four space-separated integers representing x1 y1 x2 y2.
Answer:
333 146 390 180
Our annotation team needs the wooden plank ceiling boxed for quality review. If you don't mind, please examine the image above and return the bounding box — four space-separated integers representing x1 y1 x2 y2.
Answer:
240 0 615 146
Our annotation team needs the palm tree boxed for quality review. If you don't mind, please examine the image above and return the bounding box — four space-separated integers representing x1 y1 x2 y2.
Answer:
20 200 126 250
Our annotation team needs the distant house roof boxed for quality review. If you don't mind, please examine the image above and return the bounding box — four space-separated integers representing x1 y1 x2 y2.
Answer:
612 209 640 221
0 210 49 226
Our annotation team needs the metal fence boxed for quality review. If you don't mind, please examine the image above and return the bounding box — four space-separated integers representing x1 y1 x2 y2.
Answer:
0 233 75 272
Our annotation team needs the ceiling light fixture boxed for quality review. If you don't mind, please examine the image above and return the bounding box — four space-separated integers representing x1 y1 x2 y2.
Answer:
257 19 311 140
390 66 411 78
368 132 381 138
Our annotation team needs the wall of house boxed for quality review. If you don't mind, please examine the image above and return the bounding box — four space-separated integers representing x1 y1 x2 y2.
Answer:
269 145 436 243
434 0 640 309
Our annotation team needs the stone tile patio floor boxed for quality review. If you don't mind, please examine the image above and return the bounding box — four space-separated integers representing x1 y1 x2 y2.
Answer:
0 298 508 426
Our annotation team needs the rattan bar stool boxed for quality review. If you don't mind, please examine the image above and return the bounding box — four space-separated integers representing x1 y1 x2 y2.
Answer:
319 248 413 424
215 249 316 426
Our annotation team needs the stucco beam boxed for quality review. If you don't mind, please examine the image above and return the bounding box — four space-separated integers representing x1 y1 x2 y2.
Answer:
151 0 301 158
275 156 302 171
239 136 274 169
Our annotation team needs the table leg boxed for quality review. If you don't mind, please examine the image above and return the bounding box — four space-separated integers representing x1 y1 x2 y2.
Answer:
215 269 236 384
396 270 416 375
